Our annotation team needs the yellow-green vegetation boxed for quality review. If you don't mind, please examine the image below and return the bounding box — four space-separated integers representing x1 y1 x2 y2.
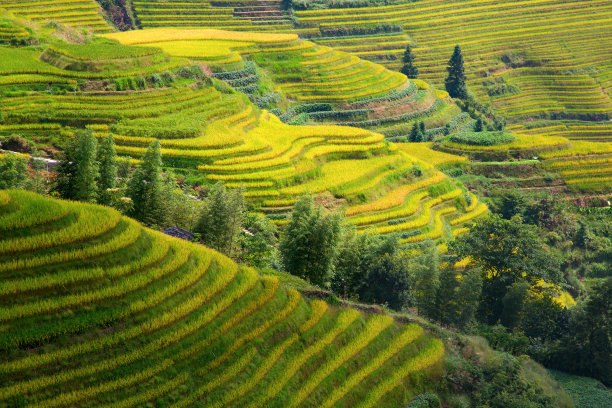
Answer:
132 0 293 32
292 0 612 123
0 18 486 245
0 189 444 407
541 140 612 192
103 28 454 136
0 0 113 33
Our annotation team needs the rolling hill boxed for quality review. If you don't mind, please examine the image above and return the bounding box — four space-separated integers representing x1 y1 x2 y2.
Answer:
0 189 444 407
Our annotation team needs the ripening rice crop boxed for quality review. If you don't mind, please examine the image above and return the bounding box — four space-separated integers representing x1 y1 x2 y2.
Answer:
0 190 444 407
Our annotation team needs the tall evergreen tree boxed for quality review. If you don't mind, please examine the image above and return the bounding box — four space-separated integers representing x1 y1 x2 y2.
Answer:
280 196 342 286
400 44 419 79
445 45 468 99
97 135 118 205
54 131 99 202
127 139 163 225
419 120 426 136
408 122 421 142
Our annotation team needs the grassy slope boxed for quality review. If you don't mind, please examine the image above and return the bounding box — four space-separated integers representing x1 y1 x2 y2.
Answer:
0 189 444 407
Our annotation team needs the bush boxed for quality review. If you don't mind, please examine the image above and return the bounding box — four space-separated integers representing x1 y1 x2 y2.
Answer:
408 393 441 408
448 131 515 146
320 23 402 37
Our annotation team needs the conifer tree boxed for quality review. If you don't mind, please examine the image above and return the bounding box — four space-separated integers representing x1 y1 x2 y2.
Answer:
400 44 419 79
97 135 118 205
474 117 484 132
127 139 163 225
445 45 468 99
409 122 421 142
54 131 99 202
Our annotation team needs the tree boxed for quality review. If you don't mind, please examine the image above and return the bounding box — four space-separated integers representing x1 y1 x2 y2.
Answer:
409 121 424 142
474 117 484 132
556 278 612 386
332 231 399 300
240 213 278 268
195 183 246 258
54 131 99 202
445 45 468 99
361 252 413 310
0 152 27 189
400 44 419 79
411 240 440 317
126 139 163 225
96 135 118 205
25 149 49 194
280 196 342 286
449 214 562 324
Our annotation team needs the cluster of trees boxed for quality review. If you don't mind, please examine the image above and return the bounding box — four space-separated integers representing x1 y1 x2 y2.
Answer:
400 43 469 100
409 121 427 142
276 192 610 386
0 149 48 194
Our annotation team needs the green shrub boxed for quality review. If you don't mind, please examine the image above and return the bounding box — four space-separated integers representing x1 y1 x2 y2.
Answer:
448 131 515 146
408 393 441 408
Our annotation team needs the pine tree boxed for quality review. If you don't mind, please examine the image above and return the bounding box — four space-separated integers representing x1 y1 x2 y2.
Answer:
474 117 484 132
97 135 118 205
409 121 425 142
445 45 468 99
127 139 163 225
54 131 99 202
400 44 419 79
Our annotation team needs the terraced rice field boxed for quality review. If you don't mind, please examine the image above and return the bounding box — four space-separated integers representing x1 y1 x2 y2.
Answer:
540 140 612 192
133 0 292 32
0 189 444 407
0 0 113 33
293 0 612 123
104 28 459 139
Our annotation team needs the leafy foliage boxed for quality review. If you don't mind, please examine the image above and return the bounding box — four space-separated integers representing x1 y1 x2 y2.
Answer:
280 196 342 286
449 131 515 146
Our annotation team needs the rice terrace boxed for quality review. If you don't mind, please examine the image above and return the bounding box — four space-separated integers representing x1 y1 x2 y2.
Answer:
0 0 610 407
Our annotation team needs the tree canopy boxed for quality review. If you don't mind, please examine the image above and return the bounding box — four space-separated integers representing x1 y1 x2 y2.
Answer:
445 45 468 99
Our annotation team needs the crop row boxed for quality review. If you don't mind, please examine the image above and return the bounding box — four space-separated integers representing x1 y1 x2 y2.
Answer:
355 338 445 408
244 308 360 408
373 190 461 235
347 172 446 216
287 314 394 407
0 249 238 374
0 259 252 397
320 324 424 408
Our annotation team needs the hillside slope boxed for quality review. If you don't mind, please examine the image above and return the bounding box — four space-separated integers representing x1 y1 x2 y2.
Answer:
0 189 444 407
0 0 113 33
0 18 485 247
